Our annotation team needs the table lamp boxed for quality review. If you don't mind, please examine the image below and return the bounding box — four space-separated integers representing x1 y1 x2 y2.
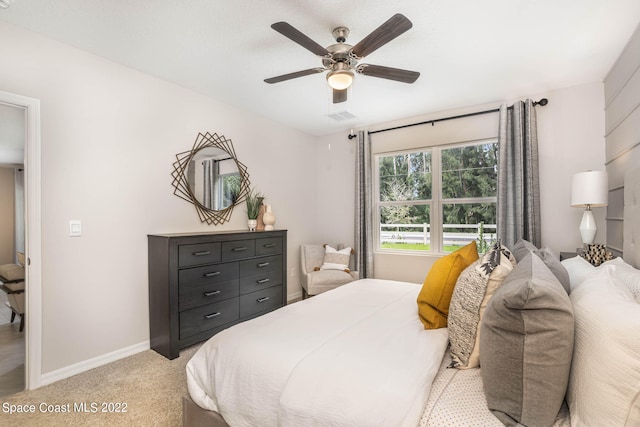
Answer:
570 171 608 245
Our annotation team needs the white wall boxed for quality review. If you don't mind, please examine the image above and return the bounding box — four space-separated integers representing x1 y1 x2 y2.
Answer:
315 82 606 283
0 22 318 375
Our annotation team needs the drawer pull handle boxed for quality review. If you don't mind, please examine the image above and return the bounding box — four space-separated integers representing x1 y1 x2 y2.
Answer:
204 290 221 297
257 262 270 268
204 312 221 319
257 297 270 303
232 247 247 252
264 243 276 248
193 250 211 256
203 271 221 278
257 278 270 284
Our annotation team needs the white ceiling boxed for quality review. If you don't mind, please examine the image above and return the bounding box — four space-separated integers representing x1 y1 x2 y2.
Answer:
1 0 640 137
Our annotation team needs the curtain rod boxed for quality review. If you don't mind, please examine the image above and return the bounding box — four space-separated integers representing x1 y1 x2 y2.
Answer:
348 98 548 139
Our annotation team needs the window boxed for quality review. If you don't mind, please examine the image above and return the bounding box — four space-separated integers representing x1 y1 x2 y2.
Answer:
375 139 497 253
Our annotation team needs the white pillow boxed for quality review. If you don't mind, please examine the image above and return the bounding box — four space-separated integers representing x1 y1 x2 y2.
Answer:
603 258 640 303
566 267 640 427
561 255 595 291
320 245 352 272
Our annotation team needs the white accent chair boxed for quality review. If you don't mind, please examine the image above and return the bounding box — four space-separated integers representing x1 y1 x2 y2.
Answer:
0 252 26 331
300 244 358 299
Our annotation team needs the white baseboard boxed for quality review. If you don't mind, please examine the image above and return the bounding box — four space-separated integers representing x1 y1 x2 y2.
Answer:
39 340 150 387
287 290 302 303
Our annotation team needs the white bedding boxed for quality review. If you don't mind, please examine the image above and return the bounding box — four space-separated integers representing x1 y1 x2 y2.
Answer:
186 278 449 427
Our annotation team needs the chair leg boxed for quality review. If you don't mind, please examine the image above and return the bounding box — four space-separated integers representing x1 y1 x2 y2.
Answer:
302 288 307 300
19 314 24 332
10 311 15 323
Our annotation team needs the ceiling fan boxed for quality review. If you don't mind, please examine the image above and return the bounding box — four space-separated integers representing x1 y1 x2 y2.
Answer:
264 13 420 104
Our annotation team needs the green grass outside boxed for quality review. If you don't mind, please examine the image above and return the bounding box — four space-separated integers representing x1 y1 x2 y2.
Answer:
381 242 465 252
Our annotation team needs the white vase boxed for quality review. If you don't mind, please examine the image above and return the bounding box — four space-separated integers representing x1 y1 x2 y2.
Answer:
247 219 257 232
263 205 275 231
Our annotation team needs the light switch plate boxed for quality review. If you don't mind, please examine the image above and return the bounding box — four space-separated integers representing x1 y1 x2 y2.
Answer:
69 220 82 237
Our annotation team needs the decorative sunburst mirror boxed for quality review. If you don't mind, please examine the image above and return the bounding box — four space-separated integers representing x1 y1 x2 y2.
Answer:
171 132 250 225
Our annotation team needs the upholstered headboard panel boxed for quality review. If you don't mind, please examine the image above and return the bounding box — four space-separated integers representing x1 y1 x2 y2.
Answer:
623 167 640 269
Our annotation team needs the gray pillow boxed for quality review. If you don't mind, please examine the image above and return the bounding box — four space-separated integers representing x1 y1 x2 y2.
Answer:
511 239 571 293
511 238 537 262
537 246 571 293
479 253 574 427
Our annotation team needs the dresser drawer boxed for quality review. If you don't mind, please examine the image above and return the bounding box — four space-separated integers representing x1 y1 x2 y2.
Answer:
180 298 239 339
239 255 282 277
179 242 221 267
179 262 238 286
240 286 283 318
256 237 283 256
240 270 283 295
221 240 256 261
179 279 240 311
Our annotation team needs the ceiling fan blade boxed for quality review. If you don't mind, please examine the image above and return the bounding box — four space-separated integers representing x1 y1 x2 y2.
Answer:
271 22 330 56
351 13 413 58
357 64 420 83
333 89 348 104
264 67 325 84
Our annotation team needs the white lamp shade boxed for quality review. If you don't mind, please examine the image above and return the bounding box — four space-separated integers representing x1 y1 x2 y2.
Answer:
571 171 608 207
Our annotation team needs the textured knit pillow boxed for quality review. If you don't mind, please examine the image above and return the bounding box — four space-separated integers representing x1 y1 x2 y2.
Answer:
480 254 574 427
319 245 351 272
417 241 478 330
566 267 640 426
448 242 516 369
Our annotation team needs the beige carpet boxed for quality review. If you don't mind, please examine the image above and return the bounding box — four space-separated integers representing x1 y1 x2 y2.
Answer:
0 344 201 426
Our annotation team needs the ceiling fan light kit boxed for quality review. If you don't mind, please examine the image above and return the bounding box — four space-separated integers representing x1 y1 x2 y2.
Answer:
265 13 420 103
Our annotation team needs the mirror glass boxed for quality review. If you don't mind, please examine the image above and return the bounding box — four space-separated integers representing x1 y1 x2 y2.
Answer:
171 132 250 225
187 147 241 210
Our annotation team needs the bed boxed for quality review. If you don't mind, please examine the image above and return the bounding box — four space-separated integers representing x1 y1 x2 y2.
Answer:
184 167 640 426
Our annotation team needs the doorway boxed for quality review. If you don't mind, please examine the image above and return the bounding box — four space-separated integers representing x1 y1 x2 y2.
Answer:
0 90 42 392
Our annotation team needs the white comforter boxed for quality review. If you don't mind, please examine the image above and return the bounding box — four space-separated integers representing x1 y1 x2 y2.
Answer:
186 279 449 427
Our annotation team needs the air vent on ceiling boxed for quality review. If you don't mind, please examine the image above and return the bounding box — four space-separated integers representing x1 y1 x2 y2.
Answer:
328 110 356 121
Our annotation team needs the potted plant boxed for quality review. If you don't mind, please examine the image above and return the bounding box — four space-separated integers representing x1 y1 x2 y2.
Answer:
245 188 263 231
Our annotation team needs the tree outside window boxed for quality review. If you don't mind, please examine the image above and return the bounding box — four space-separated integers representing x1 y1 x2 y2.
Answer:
376 140 497 253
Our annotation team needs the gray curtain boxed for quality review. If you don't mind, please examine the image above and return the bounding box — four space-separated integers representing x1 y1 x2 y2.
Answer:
355 130 374 278
497 99 541 248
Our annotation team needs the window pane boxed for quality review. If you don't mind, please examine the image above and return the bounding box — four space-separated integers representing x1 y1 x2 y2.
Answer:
442 143 497 199
379 151 432 201
380 204 431 251
442 203 496 252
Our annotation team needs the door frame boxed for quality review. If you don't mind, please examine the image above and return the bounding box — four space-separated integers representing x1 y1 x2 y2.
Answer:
0 90 42 390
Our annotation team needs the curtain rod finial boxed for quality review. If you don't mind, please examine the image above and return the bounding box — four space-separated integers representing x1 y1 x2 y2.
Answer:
348 129 357 140
535 98 548 106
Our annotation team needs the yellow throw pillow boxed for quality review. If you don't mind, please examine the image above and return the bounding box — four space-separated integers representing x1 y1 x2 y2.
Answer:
417 241 479 329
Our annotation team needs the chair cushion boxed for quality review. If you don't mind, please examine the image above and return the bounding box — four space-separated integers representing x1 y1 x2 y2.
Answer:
0 264 25 282
480 253 574 427
4 281 25 293
417 241 478 329
306 270 355 295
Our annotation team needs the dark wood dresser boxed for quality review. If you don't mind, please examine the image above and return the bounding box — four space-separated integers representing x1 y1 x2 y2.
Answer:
148 230 287 359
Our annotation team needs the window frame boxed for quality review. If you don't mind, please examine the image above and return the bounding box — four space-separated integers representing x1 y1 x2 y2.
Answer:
374 137 498 255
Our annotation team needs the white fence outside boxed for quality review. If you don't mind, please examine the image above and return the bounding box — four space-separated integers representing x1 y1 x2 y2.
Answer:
381 223 497 246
